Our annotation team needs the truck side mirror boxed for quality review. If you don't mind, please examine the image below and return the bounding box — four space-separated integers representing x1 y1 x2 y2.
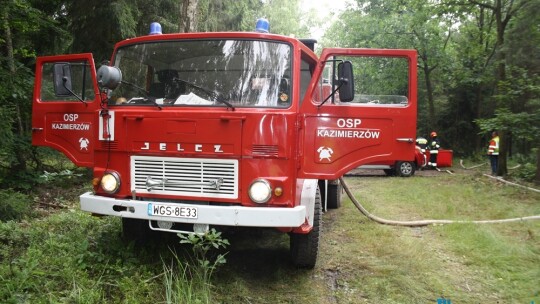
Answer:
337 61 354 102
53 63 73 97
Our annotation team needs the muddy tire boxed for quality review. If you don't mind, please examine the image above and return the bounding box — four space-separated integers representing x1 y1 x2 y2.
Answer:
396 161 415 177
326 181 342 209
290 185 321 269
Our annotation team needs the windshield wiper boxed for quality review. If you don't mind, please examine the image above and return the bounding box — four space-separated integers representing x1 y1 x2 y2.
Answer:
121 80 148 96
126 96 162 110
173 78 234 110
146 97 162 110
214 95 234 110
121 80 162 110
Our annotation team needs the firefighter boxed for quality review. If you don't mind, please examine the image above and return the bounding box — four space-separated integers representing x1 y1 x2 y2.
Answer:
416 137 428 169
416 137 428 153
427 131 440 168
487 131 500 175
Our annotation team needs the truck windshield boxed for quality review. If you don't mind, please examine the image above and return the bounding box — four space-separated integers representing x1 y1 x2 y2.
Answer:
110 39 292 108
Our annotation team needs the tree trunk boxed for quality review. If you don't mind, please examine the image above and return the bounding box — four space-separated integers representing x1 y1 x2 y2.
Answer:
496 131 508 176
535 147 540 185
474 85 484 151
423 62 435 132
493 0 507 176
2 8 14 72
2 6 27 172
179 0 198 33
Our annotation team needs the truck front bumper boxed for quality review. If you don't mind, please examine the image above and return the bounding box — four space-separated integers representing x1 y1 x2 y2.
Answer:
80 192 306 227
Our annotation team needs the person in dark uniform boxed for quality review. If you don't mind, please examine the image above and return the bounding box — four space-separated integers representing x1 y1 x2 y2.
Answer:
427 131 440 169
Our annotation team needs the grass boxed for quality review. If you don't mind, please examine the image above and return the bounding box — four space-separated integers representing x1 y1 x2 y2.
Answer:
0 212 164 303
326 173 540 303
1 170 539 303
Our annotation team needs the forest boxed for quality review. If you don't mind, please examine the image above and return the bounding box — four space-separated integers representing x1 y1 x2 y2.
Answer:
0 0 539 189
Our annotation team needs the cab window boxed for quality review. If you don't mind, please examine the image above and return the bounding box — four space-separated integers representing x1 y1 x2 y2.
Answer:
319 56 410 106
40 61 95 102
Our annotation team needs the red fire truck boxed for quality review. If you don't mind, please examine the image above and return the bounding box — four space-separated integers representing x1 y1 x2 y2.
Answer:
31 21 417 268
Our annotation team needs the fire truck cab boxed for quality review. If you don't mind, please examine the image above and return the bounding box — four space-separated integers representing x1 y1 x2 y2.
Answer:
31 21 417 268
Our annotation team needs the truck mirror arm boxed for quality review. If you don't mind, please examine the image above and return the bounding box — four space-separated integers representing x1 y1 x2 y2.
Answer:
317 80 345 109
62 77 87 106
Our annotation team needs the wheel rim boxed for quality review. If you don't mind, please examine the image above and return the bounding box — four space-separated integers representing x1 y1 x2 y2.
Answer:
400 162 413 175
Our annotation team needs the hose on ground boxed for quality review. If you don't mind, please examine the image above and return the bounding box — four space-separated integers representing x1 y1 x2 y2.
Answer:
339 177 540 227
483 174 540 193
459 159 521 170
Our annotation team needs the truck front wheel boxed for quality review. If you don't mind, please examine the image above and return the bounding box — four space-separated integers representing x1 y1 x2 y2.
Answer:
289 185 321 269
122 218 153 244
326 180 342 209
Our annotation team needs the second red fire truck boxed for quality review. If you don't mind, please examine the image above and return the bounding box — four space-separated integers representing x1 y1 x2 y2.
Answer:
32 20 417 268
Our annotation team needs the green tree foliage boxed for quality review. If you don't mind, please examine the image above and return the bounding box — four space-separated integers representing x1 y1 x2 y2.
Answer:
323 0 455 135
324 0 539 180
255 0 313 37
198 0 261 32
0 0 53 187
442 0 534 175
438 3 499 154
64 0 139 62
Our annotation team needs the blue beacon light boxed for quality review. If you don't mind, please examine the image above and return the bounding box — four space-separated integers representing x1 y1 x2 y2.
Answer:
255 18 269 33
149 22 162 35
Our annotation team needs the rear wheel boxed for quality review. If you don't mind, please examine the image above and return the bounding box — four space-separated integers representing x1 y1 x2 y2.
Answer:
290 185 321 269
396 161 415 177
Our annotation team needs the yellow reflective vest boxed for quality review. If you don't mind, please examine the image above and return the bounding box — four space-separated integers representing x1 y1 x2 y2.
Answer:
488 136 499 155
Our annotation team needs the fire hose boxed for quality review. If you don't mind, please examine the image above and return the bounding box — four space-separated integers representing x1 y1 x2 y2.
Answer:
338 177 540 227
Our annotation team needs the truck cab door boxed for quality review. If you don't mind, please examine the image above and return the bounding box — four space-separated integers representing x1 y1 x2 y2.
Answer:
32 54 100 167
299 48 417 179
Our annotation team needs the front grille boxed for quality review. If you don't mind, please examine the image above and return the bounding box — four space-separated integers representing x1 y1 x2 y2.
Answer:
131 156 238 199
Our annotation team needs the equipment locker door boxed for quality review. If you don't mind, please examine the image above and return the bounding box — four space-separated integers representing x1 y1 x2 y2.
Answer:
32 54 100 167
299 48 418 179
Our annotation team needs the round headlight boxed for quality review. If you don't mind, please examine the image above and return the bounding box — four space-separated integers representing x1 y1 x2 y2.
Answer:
101 172 120 194
248 179 272 204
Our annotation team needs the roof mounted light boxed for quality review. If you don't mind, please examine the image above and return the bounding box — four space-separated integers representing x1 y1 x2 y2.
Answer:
149 22 162 35
255 18 269 33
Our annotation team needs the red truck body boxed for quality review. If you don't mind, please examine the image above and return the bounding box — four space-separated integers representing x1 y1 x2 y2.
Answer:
32 26 417 268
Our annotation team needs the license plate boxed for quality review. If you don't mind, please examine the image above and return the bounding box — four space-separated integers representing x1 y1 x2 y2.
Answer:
148 203 198 219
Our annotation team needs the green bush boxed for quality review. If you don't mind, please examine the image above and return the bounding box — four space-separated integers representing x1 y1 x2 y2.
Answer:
0 190 32 222
511 162 536 181
509 151 538 182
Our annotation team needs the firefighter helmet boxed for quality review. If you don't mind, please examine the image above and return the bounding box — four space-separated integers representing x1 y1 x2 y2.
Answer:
430 131 437 137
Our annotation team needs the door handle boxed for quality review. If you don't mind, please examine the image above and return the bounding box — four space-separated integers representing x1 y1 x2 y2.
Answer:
220 115 246 121
32 128 44 132
396 138 413 143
